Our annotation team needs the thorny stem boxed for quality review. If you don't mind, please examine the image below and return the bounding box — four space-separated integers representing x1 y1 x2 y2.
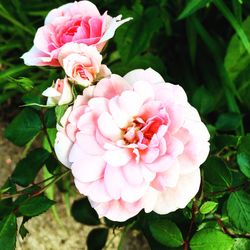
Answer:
215 215 250 239
183 200 198 250
0 170 70 200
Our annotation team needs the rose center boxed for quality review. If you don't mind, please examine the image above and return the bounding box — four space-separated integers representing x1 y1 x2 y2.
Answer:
123 115 166 146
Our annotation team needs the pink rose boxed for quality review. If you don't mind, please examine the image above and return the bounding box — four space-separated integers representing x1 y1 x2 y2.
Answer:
55 68 210 221
21 0 131 66
42 77 73 106
58 42 111 86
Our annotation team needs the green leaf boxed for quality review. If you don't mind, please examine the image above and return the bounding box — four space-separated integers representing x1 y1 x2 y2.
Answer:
191 86 215 115
237 135 250 178
213 0 250 54
55 105 68 124
232 238 250 250
213 135 239 151
87 228 109 250
200 201 218 214
0 214 17 250
19 223 29 239
18 195 55 217
215 112 242 131
227 190 250 233
7 77 34 92
4 108 42 146
203 157 232 191
149 219 183 247
45 154 59 174
44 108 56 128
224 16 250 109
71 198 100 226
190 229 234 250
0 65 29 84
115 6 163 63
178 0 210 20
11 148 50 187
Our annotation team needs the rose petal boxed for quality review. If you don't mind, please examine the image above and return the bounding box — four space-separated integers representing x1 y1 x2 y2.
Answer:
71 154 105 182
98 112 122 141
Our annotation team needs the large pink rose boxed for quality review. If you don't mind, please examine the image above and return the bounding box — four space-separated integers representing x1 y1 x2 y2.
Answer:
21 0 131 66
58 42 111 86
55 68 210 221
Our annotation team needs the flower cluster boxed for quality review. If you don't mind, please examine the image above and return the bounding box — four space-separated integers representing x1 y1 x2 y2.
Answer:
22 0 210 222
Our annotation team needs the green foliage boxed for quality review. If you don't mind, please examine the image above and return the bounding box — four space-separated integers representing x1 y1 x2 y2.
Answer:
4 108 42 146
178 0 210 20
71 198 100 226
191 86 216 115
224 16 250 109
215 113 242 131
11 148 50 187
115 6 162 63
87 228 109 250
18 195 55 217
237 135 250 178
200 201 218 214
227 191 250 233
149 218 183 247
232 238 250 250
203 157 232 191
0 214 17 250
1 0 250 249
190 229 234 250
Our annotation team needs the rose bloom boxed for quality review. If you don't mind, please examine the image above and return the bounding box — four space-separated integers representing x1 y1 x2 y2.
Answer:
21 0 131 66
58 42 111 86
42 77 73 106
55 68 210 221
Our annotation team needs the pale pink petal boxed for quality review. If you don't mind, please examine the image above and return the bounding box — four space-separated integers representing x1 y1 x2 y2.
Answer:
167 105 185 134
154 161 180 189
178 140 210 174
45 1 100 25
54 131 73 168
68 106 86 125
103 148 132 167
76 133 104 155
88 97 108 115
154 83 188 106
153 169 201 214
104 165 125 199
145 155 174 172
119 91 143 117
94 74 132 98
90 199 142 222
133 80 155 103
140 148 160 163
71 155 105 182
21 45 56 66
166 136 184 157
183 119 210 142
141 165 156 182
122 161 144 185
98 112 122 141
98 15 132 44
74 178 112 203
77 111 95 134
121 182 148 203
142 187 159 213
108 97 131 128
124 68 164 86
